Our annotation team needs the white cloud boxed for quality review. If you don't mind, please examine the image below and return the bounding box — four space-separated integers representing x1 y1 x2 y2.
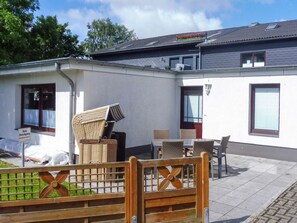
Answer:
115 7 222 38
95 0 224 38
56 8 105 41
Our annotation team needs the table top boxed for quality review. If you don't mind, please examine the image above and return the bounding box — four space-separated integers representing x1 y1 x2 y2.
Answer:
152 138 221 147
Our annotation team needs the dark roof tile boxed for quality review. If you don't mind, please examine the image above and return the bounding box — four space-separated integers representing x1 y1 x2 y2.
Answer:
91 19 297 55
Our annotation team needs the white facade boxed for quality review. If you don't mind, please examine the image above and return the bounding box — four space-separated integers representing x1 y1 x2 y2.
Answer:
0 59 297 159
0 59 177 156
179 68 297 150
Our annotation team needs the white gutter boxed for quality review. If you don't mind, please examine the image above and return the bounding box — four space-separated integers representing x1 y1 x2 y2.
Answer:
55 62 75 164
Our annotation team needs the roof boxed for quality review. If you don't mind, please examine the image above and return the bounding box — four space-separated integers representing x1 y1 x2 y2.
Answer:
201 19 297 46
90 31 207 55
91 19 297 55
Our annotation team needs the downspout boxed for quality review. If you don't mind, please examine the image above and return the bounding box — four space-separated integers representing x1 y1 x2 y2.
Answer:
55 62 75 164
198 46 202 70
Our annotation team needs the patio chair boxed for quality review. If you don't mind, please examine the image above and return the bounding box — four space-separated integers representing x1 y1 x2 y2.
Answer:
213 135 230 174
153 129 170 139
162 141 184 159
179 129 196 139
179 129 196 156
193 140 215 180
153 129 169 158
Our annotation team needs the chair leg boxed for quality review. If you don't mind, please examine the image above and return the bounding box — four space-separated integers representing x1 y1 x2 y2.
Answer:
225 155 228 174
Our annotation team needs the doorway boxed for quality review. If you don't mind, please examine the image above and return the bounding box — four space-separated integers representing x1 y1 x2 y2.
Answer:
180 86 203 138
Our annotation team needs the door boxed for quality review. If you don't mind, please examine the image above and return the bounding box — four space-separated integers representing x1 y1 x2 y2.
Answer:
180 86 203 138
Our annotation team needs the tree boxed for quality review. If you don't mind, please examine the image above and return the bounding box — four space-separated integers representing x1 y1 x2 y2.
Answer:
29 15 84 61
0 0 39 64
0 0 83 65
82 18 137 53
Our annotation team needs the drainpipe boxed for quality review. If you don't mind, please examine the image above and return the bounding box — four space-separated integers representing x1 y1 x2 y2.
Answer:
55 62 75 164
198 46 202 70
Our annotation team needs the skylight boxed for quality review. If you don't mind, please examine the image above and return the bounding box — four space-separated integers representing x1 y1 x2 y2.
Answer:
249 22 259 27
266 23 279 30
121 44 133 49
146 41 158 46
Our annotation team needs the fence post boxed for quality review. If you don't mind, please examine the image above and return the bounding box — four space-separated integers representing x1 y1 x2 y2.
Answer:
201 152 209 223
129 156 138 223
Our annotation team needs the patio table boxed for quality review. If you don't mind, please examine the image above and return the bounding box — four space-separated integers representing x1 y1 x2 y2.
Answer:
151 138 223 178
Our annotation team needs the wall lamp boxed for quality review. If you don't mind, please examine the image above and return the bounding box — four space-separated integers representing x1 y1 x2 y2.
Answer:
205 83 212 95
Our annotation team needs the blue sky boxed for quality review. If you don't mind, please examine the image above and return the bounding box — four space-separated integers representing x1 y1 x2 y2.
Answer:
35 0 297 42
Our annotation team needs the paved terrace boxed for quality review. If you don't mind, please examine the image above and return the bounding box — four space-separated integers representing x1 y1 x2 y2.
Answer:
1 153 297 223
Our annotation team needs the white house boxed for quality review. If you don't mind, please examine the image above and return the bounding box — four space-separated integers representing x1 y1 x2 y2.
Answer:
1 57 297 162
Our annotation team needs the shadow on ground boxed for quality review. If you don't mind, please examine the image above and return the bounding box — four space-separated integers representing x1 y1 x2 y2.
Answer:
212 216 249 223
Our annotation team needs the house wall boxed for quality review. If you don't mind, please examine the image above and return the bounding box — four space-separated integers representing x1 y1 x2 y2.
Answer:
179 68 297 150
0 69 81 155
0 61 178 157
202 39 297 69
93 45 199 70
73 64 178 149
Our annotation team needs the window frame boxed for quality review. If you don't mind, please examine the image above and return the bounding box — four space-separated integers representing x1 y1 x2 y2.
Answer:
169 57 180 70
21 84 56 133
241 51 266 68
182 56 193 70
250 84 280 136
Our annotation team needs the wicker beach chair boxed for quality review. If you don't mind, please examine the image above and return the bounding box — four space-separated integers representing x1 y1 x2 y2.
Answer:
72 104 124 181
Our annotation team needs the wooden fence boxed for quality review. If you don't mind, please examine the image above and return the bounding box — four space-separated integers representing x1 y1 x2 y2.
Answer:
0 153 209 223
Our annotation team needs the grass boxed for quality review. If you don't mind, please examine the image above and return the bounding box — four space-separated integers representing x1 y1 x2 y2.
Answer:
0 159 92 201
0 159 16 168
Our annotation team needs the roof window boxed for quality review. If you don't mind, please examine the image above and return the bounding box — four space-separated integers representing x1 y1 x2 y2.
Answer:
249 22 259 27
266 23 279 30
121 43 133 49
146 41 158 46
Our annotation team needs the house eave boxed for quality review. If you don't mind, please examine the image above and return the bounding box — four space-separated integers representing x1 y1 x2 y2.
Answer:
0 57 176 76
177 65 297 79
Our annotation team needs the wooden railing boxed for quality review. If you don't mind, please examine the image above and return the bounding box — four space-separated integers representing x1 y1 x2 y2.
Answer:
0 153 209 223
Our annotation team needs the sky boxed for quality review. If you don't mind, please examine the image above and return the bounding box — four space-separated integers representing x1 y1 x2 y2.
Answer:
35 0 297 42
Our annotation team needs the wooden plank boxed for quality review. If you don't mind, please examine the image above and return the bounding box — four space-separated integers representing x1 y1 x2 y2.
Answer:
144 188 195 199
145 195 195 208
80 139 117 145
202 151 209 223
0 204 125 223
129 156 138 221
0 162 129 174
140 157 201 168
160 218 200 223
0 193 125 208
93 220 125 223
146 208 197 222
137 160 145 223
196 152 203 221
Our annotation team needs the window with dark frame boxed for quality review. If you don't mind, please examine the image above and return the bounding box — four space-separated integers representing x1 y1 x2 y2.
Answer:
182 56 193 70
241 52 265 67
250 84 280 136
22 84 56 132
169 57 179 70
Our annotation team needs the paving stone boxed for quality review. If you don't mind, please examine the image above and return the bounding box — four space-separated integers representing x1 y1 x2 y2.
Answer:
249 181 297 223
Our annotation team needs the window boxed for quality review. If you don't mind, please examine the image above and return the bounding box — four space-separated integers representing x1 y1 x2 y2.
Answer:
250 84 280 136
182 88 203 123
169 57 179 70
22 84 55 132
241 52 265 67
182 56 193 70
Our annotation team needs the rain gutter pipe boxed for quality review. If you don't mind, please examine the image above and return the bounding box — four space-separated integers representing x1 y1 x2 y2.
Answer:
55 62 75 164
198 46 202 70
